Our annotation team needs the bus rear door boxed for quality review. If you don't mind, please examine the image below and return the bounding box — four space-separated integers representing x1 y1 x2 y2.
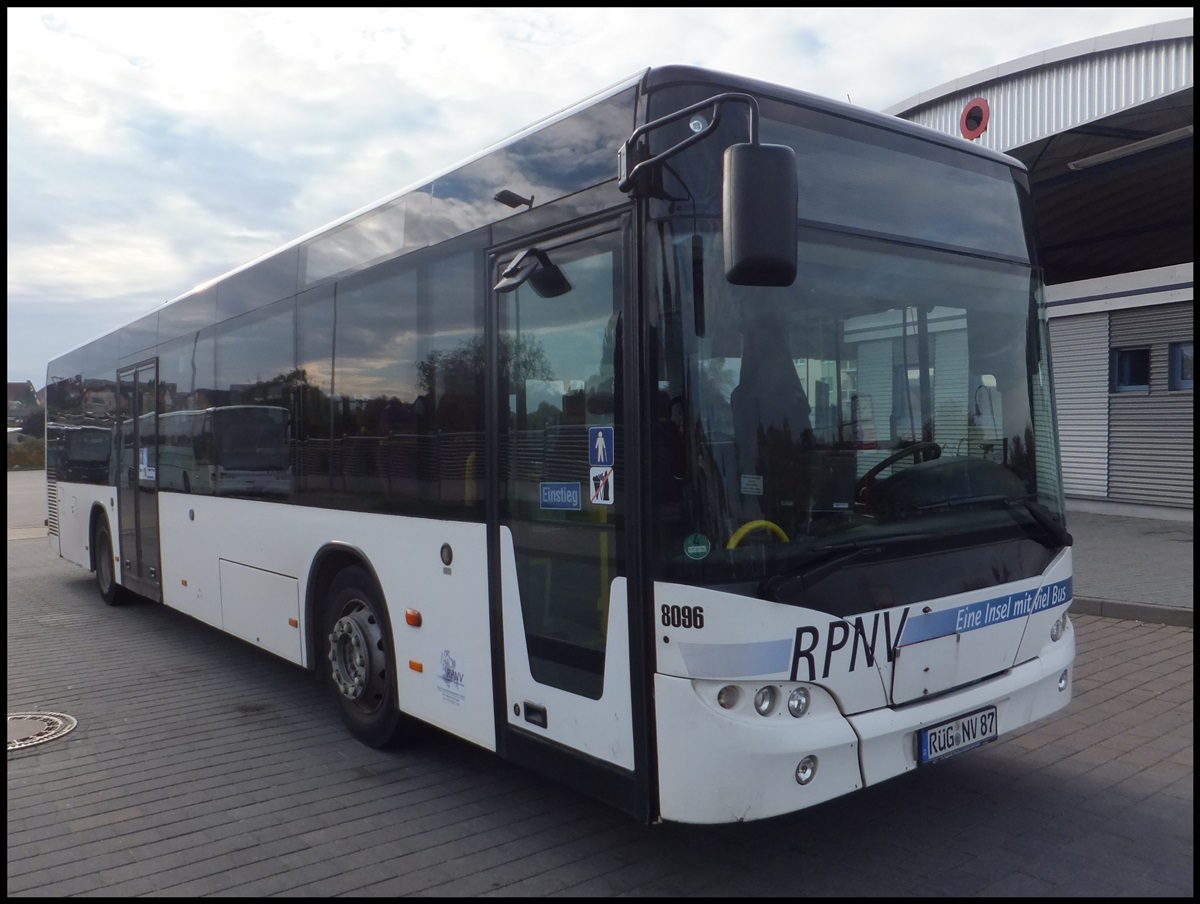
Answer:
116 360 162 602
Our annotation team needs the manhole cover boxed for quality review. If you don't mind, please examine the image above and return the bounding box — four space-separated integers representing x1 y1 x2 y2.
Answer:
8 712 78 752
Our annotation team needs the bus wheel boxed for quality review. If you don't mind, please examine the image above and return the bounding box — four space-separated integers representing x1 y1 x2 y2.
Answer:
323 565 407 748
94 518 124 606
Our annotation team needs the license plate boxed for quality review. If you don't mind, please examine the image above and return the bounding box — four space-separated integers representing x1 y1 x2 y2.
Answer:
918 706 998 765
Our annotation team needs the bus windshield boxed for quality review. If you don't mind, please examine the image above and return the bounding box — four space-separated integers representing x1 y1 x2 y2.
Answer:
57 425 113 483
650 125 1064 611
63 426 112 464
211 406 289 472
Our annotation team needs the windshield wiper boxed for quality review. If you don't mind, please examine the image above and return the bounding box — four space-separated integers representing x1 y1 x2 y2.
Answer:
913 492 1011 512
763 531 937 596
1010 497 1073 548
913 493 1072 548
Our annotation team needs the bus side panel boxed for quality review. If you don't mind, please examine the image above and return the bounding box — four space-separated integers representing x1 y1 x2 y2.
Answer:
51 480 117 574
158 493 225 628
218 559 301 664
156 493 497 752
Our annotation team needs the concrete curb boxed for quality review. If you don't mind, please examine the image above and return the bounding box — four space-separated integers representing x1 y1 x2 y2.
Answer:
8 528 47 541
1073 596 1193 628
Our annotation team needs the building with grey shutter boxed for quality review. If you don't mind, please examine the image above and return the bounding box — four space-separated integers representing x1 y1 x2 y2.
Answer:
885 17 1193 522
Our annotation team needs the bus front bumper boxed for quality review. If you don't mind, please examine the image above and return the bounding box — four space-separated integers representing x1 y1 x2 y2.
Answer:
653 621 1074 825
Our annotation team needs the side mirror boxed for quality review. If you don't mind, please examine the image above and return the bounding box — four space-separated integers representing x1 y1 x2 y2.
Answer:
723 142 797 287
494 247 573 297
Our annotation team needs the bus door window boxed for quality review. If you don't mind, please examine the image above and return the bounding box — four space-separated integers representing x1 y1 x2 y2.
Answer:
498 227 624 700
116 360 161 596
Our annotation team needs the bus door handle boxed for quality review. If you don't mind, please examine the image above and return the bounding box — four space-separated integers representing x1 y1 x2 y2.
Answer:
523 702 548 728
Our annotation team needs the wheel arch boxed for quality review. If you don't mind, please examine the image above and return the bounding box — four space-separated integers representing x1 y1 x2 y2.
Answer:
303 541 389 672
87 503 113 574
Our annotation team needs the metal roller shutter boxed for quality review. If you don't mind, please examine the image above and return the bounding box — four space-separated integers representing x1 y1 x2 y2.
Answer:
1049 314 1108 498
1109 302 1193 508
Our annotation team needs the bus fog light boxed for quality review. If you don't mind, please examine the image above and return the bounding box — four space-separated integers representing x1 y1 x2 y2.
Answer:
1058 669 1069 691
795 755 818 785
1050 614 1067 642
753 686 777 716
787 686 811 718
717 685 740 709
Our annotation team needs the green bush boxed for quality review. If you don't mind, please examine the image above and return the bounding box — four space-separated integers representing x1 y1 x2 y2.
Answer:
7 438 45 471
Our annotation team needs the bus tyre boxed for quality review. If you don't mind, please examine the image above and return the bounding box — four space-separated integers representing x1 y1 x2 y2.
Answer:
94 519 124 606
323 566 408 749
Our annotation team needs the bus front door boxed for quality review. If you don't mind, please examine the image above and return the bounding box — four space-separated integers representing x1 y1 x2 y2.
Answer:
491 220 642 809
116 360 162 602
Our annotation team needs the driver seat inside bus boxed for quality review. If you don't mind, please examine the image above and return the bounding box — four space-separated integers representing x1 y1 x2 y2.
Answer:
730 314 813 534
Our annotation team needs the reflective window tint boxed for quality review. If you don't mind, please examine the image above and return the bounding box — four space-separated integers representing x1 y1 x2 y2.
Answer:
214 298 296 407
326 236 486 518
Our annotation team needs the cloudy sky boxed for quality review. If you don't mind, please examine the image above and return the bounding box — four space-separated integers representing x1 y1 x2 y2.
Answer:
7 7 1192 387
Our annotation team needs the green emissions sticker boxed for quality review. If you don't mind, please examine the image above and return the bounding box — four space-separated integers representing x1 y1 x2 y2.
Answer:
684 533 711 560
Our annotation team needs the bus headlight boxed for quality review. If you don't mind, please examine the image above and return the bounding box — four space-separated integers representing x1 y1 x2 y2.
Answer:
787 686 811 718
753 686 777 716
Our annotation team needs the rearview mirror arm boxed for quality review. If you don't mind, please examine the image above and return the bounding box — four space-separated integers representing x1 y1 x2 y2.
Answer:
618 92 760 197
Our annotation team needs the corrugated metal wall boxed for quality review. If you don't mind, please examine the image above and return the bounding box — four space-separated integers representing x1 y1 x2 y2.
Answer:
1033 351 1064 508
886 21 1194 514
1049 314 1109 498
1108 302 1193 508
890 35 1193 154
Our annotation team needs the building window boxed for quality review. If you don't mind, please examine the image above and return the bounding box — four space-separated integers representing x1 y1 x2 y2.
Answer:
1169 341 1193 390
1111 347 1150 392
891 362 933 442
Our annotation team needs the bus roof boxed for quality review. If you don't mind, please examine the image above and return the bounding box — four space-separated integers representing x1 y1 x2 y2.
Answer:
49 64 1025 371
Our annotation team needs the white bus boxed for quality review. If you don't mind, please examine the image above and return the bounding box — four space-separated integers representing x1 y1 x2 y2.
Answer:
45 65 1075 824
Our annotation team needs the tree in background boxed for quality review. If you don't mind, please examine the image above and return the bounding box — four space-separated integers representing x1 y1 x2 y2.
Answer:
20 408 45 438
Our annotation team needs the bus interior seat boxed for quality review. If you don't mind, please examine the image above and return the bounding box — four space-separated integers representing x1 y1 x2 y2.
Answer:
731 319 813 529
